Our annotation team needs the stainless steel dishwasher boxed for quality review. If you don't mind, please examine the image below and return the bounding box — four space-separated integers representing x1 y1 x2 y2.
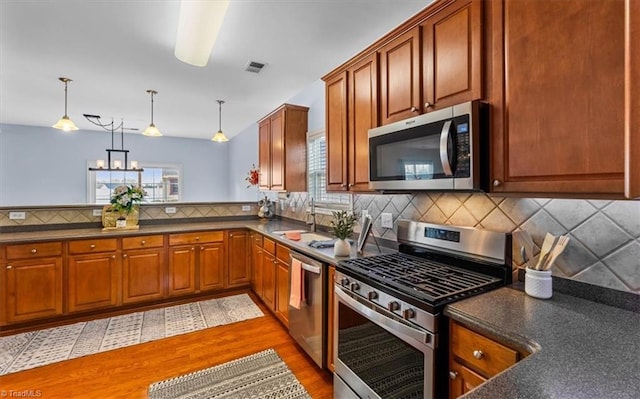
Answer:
288 251 326 368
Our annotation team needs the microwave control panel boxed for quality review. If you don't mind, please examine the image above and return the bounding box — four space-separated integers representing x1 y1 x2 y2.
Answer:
454 115 471 178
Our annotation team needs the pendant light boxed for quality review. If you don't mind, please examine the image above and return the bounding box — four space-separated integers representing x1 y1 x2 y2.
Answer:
211 99 229 142
142 89 162 137
52 77 79 131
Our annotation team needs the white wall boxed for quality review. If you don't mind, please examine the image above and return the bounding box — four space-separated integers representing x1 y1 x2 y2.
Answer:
0 124 230 205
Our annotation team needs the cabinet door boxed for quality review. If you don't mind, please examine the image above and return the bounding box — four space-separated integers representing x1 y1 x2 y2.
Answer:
275 259 289 326
123 249 165 304
227 231 250 288
68 253 119 312
262 251 276 310
449 359 487 399
379 26 421 125
5 257 63 323
258 119 271 190
327 265 336 372
270 111 285 191
348 53 378 192
251 242 263 295
325 71 349 191
489 0 626 195
168 245 197 296
422 0 482 111
199 242 225 291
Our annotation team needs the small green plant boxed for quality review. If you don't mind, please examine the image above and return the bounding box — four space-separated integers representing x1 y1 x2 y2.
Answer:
329 210 358 240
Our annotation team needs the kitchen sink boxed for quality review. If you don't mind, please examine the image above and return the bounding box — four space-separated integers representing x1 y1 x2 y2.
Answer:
300 232 332 243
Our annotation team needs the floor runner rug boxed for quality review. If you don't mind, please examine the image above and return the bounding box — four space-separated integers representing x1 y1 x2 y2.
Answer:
0 294 263 375
148 348 311 399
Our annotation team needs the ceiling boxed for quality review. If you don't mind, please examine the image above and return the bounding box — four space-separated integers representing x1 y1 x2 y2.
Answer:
0 0 428 141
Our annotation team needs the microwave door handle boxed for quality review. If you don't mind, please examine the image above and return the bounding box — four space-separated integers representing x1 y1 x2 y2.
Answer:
439 120 454 176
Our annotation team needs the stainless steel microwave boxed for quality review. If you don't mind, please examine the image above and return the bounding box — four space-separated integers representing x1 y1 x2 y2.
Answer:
368 100 487 191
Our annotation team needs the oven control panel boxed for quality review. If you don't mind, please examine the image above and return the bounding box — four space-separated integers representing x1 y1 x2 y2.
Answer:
337 272 437 333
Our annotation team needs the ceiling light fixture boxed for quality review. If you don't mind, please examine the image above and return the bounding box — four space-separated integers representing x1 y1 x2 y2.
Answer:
85 114 143 172
211 100 229 143
142 89 162 137
174 0 230 67
52 77 79 131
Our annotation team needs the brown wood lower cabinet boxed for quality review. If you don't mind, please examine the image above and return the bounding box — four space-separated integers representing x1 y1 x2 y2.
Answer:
449 320 523 398
262 242 277 311
275 243 290 327
168 231 226 296
168 245 197 296
227 230 250 288
199 242 225 291
122 248 165 304
250 233 263 295
4 256 63 323
67 252 119 312
327 265 336 372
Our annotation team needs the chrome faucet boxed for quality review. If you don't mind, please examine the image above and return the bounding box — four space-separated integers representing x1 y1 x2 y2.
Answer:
306 198 316 232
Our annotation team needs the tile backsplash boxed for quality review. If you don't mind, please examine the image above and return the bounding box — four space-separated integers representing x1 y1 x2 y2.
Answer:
276 192 640 295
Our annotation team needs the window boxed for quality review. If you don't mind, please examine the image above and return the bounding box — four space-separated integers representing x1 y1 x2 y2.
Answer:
307 130 351 212
403 161 434 180
88 163 182 204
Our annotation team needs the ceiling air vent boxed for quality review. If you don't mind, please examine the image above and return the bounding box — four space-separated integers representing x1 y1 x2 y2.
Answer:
244 60 266 74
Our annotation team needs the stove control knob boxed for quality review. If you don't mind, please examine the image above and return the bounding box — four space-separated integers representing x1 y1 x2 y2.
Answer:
367 291 378 301
387 301 400 312
350 282 360 292
403 308 416 320
340 278 350 288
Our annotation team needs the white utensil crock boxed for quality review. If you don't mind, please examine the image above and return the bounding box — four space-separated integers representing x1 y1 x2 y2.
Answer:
525 268 552 299
334 239 351 257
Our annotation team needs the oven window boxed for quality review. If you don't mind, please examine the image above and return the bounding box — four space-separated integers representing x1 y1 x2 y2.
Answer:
337 302 424 398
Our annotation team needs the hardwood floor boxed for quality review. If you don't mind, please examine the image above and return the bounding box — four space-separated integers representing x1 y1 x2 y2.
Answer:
0 292 333 398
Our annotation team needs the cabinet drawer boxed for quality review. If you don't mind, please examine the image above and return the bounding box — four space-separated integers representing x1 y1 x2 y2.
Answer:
6 242 62 259
169 231 224 245
263 237 276 255
276 243 291 263
253 234 263 246
69 239 118 254
451 322 518 377
122 235 164 250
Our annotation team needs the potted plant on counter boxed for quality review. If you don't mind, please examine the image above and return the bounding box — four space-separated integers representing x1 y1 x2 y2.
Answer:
109 184 146 228
330 210 357 257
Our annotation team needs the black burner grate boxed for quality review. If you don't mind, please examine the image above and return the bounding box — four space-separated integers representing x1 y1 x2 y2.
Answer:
339 253 501 304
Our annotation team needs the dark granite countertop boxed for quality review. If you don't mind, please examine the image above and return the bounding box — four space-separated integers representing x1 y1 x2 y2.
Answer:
0 219 389 265
444 286 640 399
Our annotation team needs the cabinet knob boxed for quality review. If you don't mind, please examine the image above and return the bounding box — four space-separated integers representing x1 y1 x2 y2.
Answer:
195 236 200 241
31 249 37 254
6 265 12 270
425 102 433 109
473 350 484 359
341 183 347 188
123 254 128 258
90 244 96 249
449 371 458 380
141 240 146 245
348 183 354 187
111 255 116 259
411 106 419 113
493 179 502 187
191 247 195 251
200 246 204 251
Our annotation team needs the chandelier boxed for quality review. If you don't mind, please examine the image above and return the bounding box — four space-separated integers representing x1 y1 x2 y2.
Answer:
85 114 143 172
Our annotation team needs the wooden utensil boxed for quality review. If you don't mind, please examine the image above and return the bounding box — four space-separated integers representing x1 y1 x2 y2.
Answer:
542 235 571 271
535 233 557 270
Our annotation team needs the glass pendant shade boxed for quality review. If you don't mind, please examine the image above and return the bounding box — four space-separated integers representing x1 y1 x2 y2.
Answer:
143 123 162 137
52 115 79 131
53 77 79 131
211 99 229 142
211 130 229 142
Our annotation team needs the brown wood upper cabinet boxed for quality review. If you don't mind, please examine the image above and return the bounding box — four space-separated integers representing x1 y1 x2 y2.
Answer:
325 53 378 192
421 0 482 111
487 0 637 197
379 26 422 125
258 104 309 192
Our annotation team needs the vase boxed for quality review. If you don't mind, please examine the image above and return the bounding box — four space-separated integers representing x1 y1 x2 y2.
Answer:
125 205 140 227
334 239 351 257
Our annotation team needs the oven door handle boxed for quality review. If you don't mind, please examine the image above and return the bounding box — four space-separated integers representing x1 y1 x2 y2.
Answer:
336 287 433 346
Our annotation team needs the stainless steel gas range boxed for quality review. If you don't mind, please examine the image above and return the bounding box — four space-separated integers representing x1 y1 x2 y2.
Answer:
333 220 511 399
